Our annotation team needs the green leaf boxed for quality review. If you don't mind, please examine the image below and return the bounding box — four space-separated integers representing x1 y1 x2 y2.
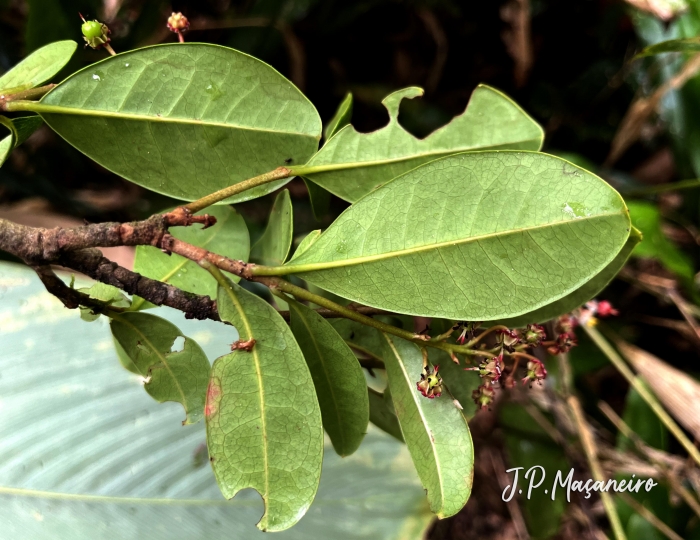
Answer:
0 261 433 540
296 85 544 202
110 312 210 425
288 299 369 456
31 44 322 203
281 151 631 320
133 205 249 310
0 40 76 92
496 226 642 327
627 200 694 281
77 282 131 322
303 178 331 221
381 334 474 518
368 388 404 442
0 135 11 168
209 277 324 532
324 92 353 142
250 189 293 266
636 36 700 58
330 318 386 361
12 115 44 146
289 229 321 262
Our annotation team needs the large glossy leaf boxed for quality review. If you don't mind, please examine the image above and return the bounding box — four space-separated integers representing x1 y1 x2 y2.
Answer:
0 40 76 92
110 312 210 425
30 44 321 203
288 299 370 456
132 205 249 310
0 262 433 539
279 151 631 320
381 334 474 518
250 189 293 266
209 277 324 531
496 226 642 327
295 85 544 202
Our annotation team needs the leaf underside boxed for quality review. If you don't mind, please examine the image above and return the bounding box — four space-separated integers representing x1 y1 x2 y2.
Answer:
0 40 76 92
250 189 293 266
495 226 642 327
38 43 322 203
208 277 323 532
381 334 474 518
285 151 631 320
110 312 210 425
299 85 544 203
288 299 369 456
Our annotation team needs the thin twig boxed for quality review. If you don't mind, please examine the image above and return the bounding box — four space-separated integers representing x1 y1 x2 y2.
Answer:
490 451 531 540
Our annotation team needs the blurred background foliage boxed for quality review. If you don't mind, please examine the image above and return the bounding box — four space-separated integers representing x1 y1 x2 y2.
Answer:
4 0 700 538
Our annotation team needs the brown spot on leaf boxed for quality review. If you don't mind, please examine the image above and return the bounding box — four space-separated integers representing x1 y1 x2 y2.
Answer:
205 377 221 418
230 338 256 352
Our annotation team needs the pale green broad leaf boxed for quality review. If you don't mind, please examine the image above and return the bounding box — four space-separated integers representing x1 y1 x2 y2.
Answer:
295 85 544 202
209 277 324 532
0 40 76 92
110 312 210 425
288 299 370 456
133 205 249 310
250 189 293 266
303 178 332 221
29 44 321 203
496 226 642 327
0 262 433 539
324 92 353 141
280 151 631 320
381 334 474 518
368 388 404 442
77 282 131 322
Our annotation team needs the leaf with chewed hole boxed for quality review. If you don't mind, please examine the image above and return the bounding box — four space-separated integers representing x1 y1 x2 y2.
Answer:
110 312 210 425
381 334 474 518
295 85 543 202
207 276 323 532
288 299 369 456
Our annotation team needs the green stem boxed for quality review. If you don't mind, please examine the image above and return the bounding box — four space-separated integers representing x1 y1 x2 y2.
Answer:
583 325 700 468
183 167 292 213
254 275 491 357
1 84 55 107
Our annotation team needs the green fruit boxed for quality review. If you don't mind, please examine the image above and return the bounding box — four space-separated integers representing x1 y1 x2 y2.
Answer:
81 20 103 39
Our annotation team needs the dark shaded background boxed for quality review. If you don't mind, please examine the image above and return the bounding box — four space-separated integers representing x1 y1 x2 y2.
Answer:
3 1 700 538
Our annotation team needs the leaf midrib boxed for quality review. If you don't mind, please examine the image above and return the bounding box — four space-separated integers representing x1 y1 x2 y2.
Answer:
220 282 270 507
116 317 188 411
283 211 625 274
383 335 445 510
295 139 541 176
24 102 320 139
290 303 346 452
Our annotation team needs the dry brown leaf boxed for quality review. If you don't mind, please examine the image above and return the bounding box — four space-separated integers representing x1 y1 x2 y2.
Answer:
617 340 700 441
